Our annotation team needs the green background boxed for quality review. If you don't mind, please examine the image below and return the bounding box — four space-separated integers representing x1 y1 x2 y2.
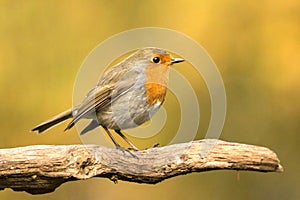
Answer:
0 0 299 199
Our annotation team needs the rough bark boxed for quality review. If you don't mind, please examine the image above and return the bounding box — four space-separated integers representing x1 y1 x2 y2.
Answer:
0 139 283 195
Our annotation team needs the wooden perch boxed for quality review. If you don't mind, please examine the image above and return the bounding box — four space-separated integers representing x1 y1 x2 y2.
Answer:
0 139 283 195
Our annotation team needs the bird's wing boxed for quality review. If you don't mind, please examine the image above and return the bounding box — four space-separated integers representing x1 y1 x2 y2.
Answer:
65 69 139 130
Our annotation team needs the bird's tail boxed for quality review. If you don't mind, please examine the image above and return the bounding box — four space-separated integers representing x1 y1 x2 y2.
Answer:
32 108 73 133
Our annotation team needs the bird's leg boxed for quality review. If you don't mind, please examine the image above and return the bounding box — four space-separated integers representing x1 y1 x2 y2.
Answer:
115 130 139 151
103 127 138 158
102 127 122 149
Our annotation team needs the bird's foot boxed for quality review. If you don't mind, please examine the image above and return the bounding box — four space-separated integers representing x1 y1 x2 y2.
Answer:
115 145 138 158
144 143 160 150
127 146 139 151
152 143 160 148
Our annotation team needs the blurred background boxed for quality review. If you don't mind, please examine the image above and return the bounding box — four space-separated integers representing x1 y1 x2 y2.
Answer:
0 0 299 199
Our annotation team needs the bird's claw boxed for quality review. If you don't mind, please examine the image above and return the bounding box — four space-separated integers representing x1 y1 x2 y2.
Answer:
115 145 139 158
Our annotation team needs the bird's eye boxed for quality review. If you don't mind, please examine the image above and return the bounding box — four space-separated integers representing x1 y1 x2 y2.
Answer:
152 57 160 63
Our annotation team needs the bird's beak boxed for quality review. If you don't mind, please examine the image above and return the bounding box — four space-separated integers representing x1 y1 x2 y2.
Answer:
171 58 184 64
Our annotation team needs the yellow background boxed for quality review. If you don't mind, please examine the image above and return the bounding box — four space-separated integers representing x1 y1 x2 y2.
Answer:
0 0 299 199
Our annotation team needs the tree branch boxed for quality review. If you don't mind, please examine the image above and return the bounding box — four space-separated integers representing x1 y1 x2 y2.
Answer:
0 139 283 194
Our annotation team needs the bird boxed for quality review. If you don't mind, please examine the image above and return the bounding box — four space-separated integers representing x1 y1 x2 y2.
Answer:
32 47 184 150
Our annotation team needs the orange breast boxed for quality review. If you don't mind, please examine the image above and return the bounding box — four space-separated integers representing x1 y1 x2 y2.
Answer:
144 64 169 105
145 83 167 105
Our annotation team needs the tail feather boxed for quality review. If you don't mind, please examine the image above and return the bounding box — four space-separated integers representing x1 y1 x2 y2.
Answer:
32 108 73 133
80 120 99 135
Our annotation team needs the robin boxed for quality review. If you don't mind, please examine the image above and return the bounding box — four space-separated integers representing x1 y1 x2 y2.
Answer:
32 47 184 150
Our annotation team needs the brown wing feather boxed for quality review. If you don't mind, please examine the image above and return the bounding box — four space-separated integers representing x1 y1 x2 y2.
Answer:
65 68 140 130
